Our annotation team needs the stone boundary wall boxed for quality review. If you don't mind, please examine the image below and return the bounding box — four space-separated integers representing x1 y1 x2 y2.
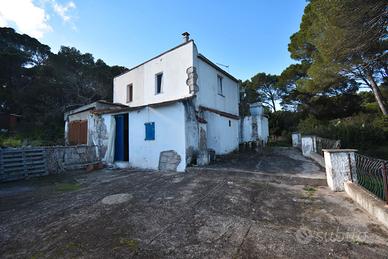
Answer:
344 181 388 229
44 145 100 173
0 145 100 182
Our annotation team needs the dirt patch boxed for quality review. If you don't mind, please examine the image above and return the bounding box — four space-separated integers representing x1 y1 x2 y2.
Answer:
101 193 133 205
204 147 325 179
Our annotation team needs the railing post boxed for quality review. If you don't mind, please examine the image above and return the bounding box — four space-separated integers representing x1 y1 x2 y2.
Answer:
348 153 353 182
382 162 388 205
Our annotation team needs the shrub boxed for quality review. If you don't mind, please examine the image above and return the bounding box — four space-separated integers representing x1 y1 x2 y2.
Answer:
0 135 22 147
297 113 388 159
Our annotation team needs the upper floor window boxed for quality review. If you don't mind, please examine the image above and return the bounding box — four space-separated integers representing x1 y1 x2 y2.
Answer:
127 84 133 103
217 75 223 95
155 73 163 94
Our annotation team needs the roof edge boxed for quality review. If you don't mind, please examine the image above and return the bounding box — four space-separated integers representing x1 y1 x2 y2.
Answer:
197 54 239 83
114 40 195 79
92 96 194 115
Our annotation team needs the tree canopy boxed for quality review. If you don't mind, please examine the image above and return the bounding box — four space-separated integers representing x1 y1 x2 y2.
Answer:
0 27 128 143
288 0 388 114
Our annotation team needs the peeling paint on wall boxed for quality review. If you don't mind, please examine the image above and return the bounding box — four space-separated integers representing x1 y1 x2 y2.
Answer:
88 114 111 159
184 99 200 165
186 66 199 93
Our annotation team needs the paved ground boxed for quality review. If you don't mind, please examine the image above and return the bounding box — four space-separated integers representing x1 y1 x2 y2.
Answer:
1 147 388 258
205 147 326 179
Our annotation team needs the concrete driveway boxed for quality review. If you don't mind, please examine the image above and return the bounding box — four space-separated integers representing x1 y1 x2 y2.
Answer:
1 147 388 258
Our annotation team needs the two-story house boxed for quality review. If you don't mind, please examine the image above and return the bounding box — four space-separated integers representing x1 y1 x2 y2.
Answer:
64 33 267 172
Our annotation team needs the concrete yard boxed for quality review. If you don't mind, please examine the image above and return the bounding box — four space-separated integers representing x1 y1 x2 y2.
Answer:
1 147 388 258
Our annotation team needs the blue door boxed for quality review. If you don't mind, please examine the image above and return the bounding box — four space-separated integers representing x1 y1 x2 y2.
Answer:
114 114 125 161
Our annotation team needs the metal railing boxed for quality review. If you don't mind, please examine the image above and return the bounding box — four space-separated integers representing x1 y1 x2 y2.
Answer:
316 137 341 156
354 153 388 203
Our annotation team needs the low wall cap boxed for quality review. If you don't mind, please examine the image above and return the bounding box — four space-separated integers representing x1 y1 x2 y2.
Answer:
322 149 358 153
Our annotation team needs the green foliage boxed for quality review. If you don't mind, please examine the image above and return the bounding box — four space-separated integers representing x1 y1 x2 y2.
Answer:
55 182 81 192
240 73 283 114
297 114 388 159
0 27 128 144
303 185 316 198
288 0 388 114
0 134 22 147
269 111 303 137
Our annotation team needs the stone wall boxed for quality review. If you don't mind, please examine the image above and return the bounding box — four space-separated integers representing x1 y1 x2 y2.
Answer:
158 150 182 171
45 145 99 173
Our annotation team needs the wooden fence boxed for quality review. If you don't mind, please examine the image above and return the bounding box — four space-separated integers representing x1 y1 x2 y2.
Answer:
0 148 48 182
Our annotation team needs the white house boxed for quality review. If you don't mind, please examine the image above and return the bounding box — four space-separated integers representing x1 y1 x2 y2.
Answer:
65 33 268 172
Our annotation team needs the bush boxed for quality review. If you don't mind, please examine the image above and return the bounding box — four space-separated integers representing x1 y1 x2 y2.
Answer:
269 111 304 137
0 134 22 147
297 114 388 159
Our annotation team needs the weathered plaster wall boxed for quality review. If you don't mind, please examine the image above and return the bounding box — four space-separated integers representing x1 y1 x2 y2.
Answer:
68 110 91 122
113 41 195 107
323 150 356 191
301 136 316 156
88 114 112 160
344 181 388 229
241 116 253 143
196 58 240 116
240 115 269 144
259 116 269 144
128 102 186 172
204 111 239 154
292 133 302 148
184 100 199 165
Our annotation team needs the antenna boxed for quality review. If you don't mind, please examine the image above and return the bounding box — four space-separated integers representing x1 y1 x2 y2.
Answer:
216 62 230 72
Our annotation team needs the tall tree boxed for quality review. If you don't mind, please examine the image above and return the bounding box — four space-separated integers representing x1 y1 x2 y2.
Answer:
250 73 281 112
0 27 128 143
289 0 388 114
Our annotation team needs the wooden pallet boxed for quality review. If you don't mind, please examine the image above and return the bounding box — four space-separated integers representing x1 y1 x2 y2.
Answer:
0 148 48 182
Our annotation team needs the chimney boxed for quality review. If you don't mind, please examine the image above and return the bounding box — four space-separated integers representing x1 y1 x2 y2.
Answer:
182 32 190 43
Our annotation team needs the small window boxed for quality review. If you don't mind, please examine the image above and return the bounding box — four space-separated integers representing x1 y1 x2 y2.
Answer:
229 120 231 127
145 122 155 140
127 84 133 102
217 75 223 95
155 73 163 94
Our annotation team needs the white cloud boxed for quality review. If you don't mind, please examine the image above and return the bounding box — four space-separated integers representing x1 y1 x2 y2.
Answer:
52 0 75 22
0 0 52 38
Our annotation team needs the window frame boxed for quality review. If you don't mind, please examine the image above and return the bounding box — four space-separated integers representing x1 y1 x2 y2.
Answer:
217 75 224 96
126 84 133 103
155 72 163 95
144 122 155 141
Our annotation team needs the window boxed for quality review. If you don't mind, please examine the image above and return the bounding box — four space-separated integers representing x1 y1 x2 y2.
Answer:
155 73 163 94
229 120 231 127
145 122 155 140
127 84 133 102
217 75 223 95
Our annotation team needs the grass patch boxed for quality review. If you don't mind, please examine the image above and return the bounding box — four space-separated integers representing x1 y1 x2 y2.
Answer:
65 241 83 250
31 252 44 259
119 238 139 252
303 186 316 197
351 239 367 245
55 182 81 192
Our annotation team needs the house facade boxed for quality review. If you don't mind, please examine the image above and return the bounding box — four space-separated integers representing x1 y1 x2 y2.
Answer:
66 33 268 172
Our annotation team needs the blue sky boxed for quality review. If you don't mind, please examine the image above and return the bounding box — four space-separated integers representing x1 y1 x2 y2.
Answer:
0 0 307 81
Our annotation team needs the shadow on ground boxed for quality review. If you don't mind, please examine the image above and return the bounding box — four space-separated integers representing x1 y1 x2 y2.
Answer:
0 147 387 258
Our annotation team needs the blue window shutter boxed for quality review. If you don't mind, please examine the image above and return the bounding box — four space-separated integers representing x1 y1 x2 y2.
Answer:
145 122 155 140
